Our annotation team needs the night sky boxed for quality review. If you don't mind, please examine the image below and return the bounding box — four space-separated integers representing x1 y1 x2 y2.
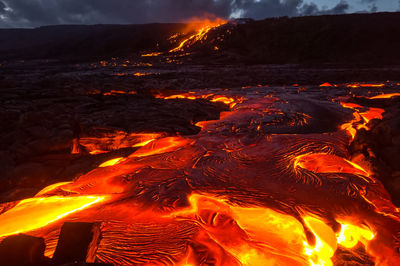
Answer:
0 0 399 28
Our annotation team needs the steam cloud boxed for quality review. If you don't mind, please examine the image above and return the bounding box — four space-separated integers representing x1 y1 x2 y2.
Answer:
0 0 390 28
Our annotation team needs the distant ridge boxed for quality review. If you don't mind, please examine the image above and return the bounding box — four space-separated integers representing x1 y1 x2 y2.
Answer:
0 12 400 64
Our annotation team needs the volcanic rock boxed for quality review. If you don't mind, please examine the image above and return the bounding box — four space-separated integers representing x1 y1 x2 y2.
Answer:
52 222 102 265
0 234 48 266
349 97 400 205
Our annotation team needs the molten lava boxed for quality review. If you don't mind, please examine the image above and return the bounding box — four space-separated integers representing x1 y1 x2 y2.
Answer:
99 157 126 167
370 93 400 99
79 132 163 155
294 153 370 177
0 196 106 238
169 18 227 53
339 101 385 139
0 87 399 265
154 91 239 108
347 83 385 88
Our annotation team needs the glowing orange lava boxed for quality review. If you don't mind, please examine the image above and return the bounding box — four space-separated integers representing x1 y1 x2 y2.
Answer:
141 52 162 57
340 101 385 139
0 87 398 265
35 182 72 196
171 194 376 266
99 157 126 167
320 82 334 87
169 18 227 53
130 136 191 158
294 153 370 177
0 196 106 238
154 92 239 108
347 83 385 88
80 132 163 155
370 93 400 99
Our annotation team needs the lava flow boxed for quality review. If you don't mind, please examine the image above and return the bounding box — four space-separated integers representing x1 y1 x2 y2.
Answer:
169 18 227 53
0 88 399 265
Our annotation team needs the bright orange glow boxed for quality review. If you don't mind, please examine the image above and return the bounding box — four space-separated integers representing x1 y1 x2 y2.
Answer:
340 121 357 139
294 153 370 177
303 216 336 266
336 223 374 249
170 194 377 266
319 83 333 87
359 107 385 123
169 18 226 53
71 138 80 154
164 94 197 100
170 194 308 265
130 137 191 158
132 138 156 147
370 93 400 99
99 157 126 167
89 150 109 155
1 85 398 265
35 182 72 196
104 90 128 95
141 52 162 57
80 132 162 154
210 96 236 107
347 83 385 88
0 196 106 238
340 101 384 139
340 102 363 109
133 72 152 77
154 92 240 108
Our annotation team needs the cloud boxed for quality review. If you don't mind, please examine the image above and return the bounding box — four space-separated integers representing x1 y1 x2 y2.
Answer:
230 0 302 19
300 1 349 16
0 0 384 28
0 1 6 12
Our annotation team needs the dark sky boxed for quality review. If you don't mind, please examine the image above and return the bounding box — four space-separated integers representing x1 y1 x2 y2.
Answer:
0 0 399 28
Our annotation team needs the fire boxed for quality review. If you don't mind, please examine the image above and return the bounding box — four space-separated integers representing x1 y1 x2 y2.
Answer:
169 18 227 53
0 196 106 238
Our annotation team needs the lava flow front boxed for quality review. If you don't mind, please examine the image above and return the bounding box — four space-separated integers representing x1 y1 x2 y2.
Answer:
0 85 400 266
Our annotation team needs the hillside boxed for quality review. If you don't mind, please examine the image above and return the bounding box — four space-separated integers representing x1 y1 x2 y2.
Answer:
0 12 400 64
